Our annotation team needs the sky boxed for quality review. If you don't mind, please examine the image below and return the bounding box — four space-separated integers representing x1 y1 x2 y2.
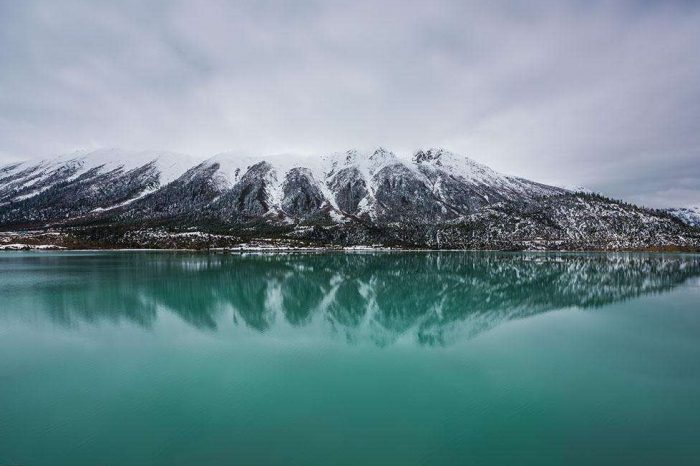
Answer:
1 0 699 208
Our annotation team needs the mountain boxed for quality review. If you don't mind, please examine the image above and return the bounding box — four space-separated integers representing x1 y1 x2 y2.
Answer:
666 206 700 228
0 148 195 226
0 147 698 250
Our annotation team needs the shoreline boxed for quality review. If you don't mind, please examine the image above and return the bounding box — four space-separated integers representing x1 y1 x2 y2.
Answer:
1 244 699 254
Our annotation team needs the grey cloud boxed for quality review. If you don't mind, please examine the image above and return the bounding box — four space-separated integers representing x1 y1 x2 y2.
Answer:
0 0 699 207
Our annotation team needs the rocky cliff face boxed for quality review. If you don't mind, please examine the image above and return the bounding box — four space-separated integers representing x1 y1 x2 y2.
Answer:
0 147 698 250
281 168 325 219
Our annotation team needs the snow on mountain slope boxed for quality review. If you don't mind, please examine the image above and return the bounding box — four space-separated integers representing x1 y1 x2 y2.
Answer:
322 147 403 180
5 146 696 253
201 152 324 190
0 149 198 227
322 148 410 219
0 149 196 206
439 193 697 250
414 148 565 206
666 206 700 228
414 148 505 183
117 146 565 224
0 146 578 229
183 152 332 223
0 156 84 204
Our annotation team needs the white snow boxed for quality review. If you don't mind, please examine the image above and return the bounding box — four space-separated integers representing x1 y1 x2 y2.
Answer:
667 206 700 228
203 151 324 190
0 148 198 204
70 148 198 185
90 187 157 212
0 243 65 250
1 146 571 226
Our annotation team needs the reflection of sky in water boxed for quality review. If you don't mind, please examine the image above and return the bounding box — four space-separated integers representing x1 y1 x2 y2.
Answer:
2 252 700 465
1 252 699 346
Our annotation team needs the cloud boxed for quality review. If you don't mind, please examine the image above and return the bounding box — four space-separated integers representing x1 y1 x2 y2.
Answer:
0 0 699 207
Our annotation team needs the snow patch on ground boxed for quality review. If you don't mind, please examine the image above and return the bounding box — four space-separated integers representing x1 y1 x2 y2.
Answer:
0 243 65 250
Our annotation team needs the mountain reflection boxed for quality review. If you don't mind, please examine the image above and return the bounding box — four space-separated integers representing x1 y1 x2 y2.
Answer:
1 252 699 346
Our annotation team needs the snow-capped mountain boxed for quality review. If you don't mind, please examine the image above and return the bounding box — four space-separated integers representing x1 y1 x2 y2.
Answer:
0 149 196 224
115 147 566 226
0 147 698 250
666 206 700 228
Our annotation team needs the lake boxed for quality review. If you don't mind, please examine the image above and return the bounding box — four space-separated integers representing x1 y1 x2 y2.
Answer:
1 251 699 465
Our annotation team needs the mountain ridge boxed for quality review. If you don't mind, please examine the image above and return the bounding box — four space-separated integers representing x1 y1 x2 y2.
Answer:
0 147 698 250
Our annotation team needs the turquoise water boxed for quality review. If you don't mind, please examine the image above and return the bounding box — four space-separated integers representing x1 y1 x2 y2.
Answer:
1 251 699 465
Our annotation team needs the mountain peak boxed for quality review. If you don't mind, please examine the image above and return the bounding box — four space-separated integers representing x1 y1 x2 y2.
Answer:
323 148 400 175
413 148 448 165
370 146 393 159
413 148 501 181
413 148 482 167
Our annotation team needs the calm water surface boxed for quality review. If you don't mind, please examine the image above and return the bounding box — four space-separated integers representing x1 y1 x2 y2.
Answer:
1 251 699 465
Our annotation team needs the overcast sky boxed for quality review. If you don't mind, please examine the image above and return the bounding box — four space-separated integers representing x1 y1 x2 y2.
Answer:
1 0 699 207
